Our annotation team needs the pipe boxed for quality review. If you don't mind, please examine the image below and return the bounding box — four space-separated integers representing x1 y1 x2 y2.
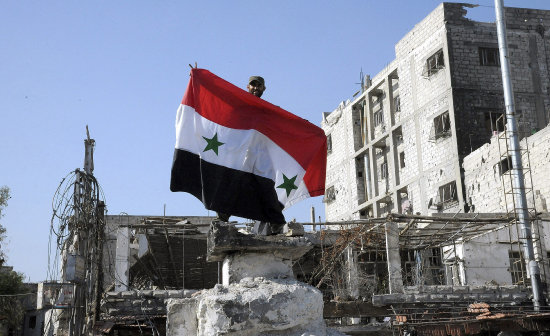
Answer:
495 0 545 310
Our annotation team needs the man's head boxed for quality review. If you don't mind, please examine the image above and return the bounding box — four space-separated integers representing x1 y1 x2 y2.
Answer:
247 76 266 98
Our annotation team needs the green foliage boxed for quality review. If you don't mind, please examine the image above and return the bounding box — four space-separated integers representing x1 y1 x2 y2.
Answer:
0 186 9 267
0 268 26 295
0 268 27 332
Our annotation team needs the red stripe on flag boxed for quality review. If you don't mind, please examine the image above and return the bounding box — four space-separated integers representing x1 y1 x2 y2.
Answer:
181 68 326 195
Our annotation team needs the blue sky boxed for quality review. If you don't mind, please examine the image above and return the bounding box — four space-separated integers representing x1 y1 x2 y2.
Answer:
1 0 549 282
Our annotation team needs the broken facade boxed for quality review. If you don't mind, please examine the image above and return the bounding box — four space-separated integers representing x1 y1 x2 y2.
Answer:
322 3 550 221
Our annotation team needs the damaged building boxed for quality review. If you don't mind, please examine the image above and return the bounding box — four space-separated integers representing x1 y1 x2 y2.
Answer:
322 2 550 220
317 2 550 334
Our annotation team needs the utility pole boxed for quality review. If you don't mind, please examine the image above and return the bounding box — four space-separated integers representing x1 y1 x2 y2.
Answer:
62 126 104 335
494 0 545 310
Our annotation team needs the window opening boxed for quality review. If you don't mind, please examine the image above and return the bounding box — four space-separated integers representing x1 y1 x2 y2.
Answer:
425 49 445 76
399 152 405 169
438 181 457 206
380 162 388 179
484 111 505 134
433 111 451 139
394 96 401 112
498 156 512 175
509 251 526 285
479 47 500 66
374 109 384 127
323 186 336 203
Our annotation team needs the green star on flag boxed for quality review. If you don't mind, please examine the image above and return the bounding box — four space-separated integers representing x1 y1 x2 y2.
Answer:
203 133 224 155
277 174 298 197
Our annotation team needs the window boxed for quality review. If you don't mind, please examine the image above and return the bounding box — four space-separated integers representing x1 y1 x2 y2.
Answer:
394 96 401 112
425 49 445 76
327 134 332 154
479 47 500 66
509 251 526 285
399 152 405 169
323 186 336 203
380 162 388 179
374 109 384 127
498 156 512 175
433 111 451 139
438 181 457 206
28 316 37 329
426 248 445 285
484 111 505 134
401 250 417 286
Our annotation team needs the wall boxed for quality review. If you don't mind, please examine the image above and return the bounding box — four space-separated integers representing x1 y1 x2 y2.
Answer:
463 124 550 213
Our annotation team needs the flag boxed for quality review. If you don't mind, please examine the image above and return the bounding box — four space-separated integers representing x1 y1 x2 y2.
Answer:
170 69 326 224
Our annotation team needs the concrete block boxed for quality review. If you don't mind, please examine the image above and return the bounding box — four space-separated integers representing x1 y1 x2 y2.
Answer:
499 293 512 300
152 290 168 299
446 294 463 301
435 285 453 293
453 286 469 293
430 294 446 301
485 285 498 293
478 294 497 301
168 290 183 297
499 285 520 293
379 293 405 304
223 253 293 286
372 295 384 306
462 294 480 301
512 293 528 301
166 298 198 336
403 294 415 302
469 286 486 293
415 294 429 302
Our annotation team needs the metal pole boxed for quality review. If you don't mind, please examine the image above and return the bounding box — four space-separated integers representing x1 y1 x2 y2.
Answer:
495 0 545 310
311 206 316 232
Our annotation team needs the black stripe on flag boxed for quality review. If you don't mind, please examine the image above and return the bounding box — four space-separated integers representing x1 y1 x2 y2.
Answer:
170 149 286 224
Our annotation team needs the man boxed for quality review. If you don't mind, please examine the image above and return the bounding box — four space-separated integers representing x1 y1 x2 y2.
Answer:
215 75 267 223
247 76 266 98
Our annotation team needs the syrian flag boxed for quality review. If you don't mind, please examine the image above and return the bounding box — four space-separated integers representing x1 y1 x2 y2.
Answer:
170 69 326 224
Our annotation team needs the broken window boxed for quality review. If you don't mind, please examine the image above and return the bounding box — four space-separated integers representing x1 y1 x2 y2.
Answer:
425 49 445 76
509 251 527 285
433 111 451 139
374 109 384 127
484 111 505 134
380 162 388 179
399 152 405 169
327 134 332 154
401 250 417 286
28 316 36 329
479 47 500 66
426 248 445 285
394 96 401 112
498 156 512 175
323 186 336 203
437 181 457 206
358 249 389 294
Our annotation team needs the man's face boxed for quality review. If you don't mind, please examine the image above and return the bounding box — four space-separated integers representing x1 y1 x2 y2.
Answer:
247 80 266 98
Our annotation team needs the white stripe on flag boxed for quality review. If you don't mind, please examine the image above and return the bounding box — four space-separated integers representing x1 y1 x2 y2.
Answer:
175 104 310 207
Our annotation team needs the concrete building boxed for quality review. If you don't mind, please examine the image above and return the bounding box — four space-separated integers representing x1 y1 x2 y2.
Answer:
322 2 550 221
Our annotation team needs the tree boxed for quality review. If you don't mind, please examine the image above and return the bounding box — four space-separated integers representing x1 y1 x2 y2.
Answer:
0 186 10 267
0 187 27 333
0 268 27 333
